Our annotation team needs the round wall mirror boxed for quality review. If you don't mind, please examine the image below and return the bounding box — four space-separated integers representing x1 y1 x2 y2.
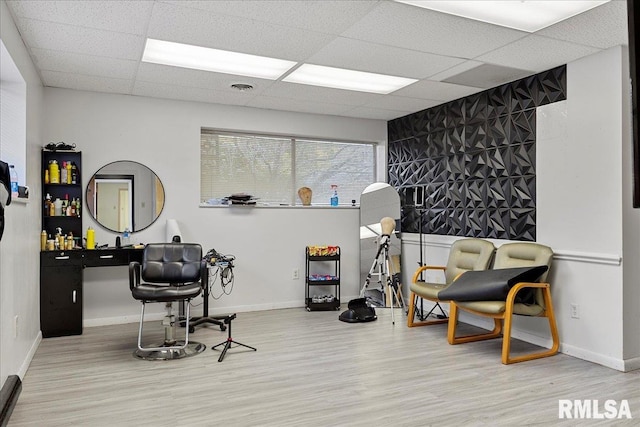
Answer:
86 161 165 233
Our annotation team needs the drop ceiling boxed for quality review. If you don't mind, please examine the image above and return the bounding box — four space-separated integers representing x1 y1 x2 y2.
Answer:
3 0 629 120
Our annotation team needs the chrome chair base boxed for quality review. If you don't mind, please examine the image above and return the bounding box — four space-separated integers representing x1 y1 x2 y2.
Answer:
133 341 206 361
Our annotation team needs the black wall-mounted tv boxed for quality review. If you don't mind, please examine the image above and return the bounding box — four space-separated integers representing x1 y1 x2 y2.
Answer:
628 0 640 207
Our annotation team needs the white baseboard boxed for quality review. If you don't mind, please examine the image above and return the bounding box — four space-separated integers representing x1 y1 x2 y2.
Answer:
84 301 310 327
560 343 627 372
204 300 303 315
18 332 42 380
84 313 165 327
83 298 366 327
622 356 640 372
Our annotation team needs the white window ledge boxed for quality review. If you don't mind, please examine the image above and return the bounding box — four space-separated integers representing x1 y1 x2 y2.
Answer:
199 203 358 209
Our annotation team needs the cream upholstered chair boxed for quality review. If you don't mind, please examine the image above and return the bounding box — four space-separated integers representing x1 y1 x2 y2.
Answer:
407 238 495 327
447 242 558 364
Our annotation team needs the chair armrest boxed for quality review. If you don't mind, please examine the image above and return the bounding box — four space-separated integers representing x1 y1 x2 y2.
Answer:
129 261 141 291
506 282 550 305
412 265 446 284
200 259 209 289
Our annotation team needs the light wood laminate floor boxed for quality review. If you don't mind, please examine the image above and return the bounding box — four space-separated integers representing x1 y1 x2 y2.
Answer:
8 307 640 426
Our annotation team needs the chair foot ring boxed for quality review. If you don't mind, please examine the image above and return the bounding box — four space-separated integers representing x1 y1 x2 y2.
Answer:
133 341 205 360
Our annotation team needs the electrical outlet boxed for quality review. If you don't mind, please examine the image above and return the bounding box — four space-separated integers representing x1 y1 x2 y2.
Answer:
570 303 580 319
13 315 18 338
292 268 299 280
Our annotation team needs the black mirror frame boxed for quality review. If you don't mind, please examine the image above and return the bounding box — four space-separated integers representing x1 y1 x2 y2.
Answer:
86 160 165 233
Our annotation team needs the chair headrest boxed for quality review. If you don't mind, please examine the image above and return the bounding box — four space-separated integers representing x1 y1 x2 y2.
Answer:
142 243 203 283
493 243 553 282
445 238 496 283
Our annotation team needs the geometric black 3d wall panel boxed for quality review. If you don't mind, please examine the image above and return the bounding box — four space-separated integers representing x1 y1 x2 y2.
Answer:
388 65 566 241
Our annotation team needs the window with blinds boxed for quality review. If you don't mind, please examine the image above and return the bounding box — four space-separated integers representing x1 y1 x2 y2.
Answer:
201 130 376 206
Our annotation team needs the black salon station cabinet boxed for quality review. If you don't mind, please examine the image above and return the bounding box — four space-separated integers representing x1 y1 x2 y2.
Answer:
40 149 84 337
39 149 146 337
40 251 83 337
40 248 143 338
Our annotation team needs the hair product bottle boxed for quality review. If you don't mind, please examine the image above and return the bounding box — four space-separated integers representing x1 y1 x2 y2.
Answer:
330 184 339 206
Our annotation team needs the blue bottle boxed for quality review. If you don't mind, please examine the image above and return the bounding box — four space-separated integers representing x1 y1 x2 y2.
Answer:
122 228 131 246
9 165 18 199
330 185 338 206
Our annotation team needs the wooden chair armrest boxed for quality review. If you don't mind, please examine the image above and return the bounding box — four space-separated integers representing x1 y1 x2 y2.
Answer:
506 282 550 305
412 265 446 283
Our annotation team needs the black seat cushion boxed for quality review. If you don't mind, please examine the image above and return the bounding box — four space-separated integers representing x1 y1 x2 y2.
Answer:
131 282 202 302
438 266 548 303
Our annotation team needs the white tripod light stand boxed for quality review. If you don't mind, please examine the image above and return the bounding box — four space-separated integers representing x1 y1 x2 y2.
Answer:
359 217 405 324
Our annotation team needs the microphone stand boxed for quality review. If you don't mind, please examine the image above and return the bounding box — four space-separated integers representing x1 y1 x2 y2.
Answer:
415 208 427 320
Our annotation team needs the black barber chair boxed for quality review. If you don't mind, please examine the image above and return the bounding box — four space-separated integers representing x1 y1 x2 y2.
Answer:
129 243 207 360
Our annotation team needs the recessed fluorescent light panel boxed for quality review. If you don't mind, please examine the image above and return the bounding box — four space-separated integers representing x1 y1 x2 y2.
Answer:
283 64 417 94
395 0 611 32
142 38 297 80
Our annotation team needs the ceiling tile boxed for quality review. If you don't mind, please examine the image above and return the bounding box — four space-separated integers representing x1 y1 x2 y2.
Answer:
7 0 153 34
476 35 601 73
133 80 254 106
393 80 482 101
342 106 414 120
362 95 441 112
443 63 533 89
41 70 132 94
159 0 379 35
305 37 465 79
429 60 484 82
31 48 138 80
17 18 145 60
136 62 275 94
536 0 628 49
341 1 527 59
262 81 383 106
147 1 336 61
246 95 356 117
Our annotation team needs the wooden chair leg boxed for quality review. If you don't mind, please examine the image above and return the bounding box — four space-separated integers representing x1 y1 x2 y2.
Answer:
501 300 515 364
407 292 448 327
544 287 561 354
447 301 459 343
448 302 503 345
407 291 416 327
502 287 560 364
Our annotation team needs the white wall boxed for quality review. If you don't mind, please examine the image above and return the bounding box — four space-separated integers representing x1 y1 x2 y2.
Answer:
402 46 640 372
42 88 387 324
0 0 44 387
620 44 640 362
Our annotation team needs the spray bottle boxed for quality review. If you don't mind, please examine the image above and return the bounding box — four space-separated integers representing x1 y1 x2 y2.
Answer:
330 184 339 207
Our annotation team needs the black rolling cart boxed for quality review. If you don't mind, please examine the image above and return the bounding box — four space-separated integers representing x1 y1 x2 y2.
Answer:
305 246 340 311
